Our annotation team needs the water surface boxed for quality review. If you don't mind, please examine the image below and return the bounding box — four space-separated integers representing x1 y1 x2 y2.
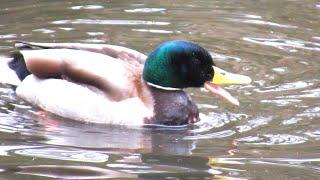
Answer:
0 0 320 179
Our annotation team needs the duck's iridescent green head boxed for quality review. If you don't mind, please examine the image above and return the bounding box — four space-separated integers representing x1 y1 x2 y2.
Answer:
143 40 214 89
143 40 252 106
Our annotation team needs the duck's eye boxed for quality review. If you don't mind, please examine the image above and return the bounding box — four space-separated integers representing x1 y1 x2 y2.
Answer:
193 58 200 65
206 73 211 79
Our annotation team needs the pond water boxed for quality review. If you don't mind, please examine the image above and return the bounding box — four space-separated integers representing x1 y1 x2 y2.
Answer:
0 0 320 179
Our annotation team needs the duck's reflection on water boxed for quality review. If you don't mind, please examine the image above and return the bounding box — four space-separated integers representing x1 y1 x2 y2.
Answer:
39 112 197 155
0 108 221 179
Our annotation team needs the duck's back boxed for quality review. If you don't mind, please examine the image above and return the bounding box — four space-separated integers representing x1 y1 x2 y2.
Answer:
15 41 147 64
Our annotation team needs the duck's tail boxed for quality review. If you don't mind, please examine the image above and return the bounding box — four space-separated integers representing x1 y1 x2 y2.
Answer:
0 52 30 86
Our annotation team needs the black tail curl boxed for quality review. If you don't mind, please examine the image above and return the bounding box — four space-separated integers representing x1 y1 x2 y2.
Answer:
8 52 30 80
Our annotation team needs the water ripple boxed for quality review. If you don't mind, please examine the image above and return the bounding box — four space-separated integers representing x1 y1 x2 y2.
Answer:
305 130 320 140
32 28 55 34
260 99 301 106
70 5 104 10
243 37 320 51
0 46 12 50
0 145 37 156
124 8 166 13
297 106 320 118
86 32 104 36
52 19 170 26
58 27 75 31
132 28 175 34
17 165 134 179
210 52 242 62
184 129 235 140
0 34 16 39
107 163 150 169
236 116 272 133
239 19 297 28
244 14 262 19
254 80 316 93
197 112 248 130
15 147 109 163
278 88 320 99
282 117 302 125
237 134 307 145
272 67 288 74
80 39 106 43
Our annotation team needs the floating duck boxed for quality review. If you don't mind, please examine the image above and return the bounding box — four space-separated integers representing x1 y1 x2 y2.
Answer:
0 40 251 126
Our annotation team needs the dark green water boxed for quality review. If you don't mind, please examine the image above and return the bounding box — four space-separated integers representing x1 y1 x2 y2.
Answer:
0 0 319 179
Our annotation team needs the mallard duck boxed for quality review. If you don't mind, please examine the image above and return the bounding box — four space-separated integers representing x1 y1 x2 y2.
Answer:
0 40 251 126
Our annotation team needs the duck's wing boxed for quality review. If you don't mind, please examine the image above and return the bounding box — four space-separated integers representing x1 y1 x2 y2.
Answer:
15 41 147 64
20 48 141 101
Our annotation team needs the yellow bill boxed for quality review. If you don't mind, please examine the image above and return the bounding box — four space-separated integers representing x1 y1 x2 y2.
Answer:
204 66 252 106
212 66 252 85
